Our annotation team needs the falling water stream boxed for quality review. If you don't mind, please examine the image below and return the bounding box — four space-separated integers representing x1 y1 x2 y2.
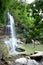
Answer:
4 11 19 55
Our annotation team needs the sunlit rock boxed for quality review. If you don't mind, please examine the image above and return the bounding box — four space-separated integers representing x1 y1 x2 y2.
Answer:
15 57 27 64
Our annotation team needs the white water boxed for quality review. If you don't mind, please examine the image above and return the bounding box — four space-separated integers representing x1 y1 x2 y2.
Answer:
4 12 19 55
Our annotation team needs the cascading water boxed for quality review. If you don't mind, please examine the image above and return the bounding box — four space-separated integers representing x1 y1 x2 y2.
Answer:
4 11 19 55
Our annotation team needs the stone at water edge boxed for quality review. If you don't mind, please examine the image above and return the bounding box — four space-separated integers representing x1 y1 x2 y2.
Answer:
15 57 27 64
27 59 39 65
15 57 39 65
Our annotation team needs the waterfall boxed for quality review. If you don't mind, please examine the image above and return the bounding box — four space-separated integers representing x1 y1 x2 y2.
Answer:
4 11 19 55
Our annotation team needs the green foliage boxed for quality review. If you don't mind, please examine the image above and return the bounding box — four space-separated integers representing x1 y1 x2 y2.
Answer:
0 0 13 24
0 0 43 43
9 0 43 43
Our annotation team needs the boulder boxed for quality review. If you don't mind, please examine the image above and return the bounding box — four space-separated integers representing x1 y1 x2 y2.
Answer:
15 57 27 64
15 57 39 65
30 51 43 61
27 59 39 65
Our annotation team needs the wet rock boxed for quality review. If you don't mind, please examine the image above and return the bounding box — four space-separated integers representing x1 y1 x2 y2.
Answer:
41 61 43 65
26 56 30 59
15 57 27 64
0 26 4 35
39 58 43 65
6 61 15 65
15 57 39 65
15 63 24 65
27 59 39 65
30 51 43 61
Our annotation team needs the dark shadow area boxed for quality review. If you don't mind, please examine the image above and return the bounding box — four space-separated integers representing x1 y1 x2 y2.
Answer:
15 47 25 52
30 56 43 62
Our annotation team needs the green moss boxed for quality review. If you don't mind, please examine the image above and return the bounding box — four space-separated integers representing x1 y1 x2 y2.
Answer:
0 39 9 59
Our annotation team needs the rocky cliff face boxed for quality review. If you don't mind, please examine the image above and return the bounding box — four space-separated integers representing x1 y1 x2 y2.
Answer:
0 26 4 35
0 26 10 38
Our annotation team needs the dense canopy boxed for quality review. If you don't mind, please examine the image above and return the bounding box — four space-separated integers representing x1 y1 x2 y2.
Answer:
0 0 43 43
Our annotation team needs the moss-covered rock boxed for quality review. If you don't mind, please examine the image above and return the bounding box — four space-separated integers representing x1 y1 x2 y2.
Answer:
0 39 9 59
